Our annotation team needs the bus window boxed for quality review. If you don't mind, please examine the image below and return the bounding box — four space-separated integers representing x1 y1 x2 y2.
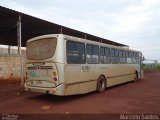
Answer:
105 47 110 64
86 44 92 55
122 51 126 58
132 52 136 63
67 41 85 64
119 50 123 57
92 45 99 64
27 38 57 60
100 47 110 64
135 53 139 63
115 49 119 57
127 51 132 64
119 50 123 63
100 47 105 56
132 52 135 58
126 51 129 58
119 50 126 64
129 51 132 58
100 47 105 63
110 48 117 64
135 53 139 58
93 45 99 55
110 48 115 57
86 44 99 64
105 47 110 56
67 41 76 51
115 49 119 64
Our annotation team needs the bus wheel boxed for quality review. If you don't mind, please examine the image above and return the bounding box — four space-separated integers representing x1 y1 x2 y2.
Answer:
97 76 106 93
134 71 138 81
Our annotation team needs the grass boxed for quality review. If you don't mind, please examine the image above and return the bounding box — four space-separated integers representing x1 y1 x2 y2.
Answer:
143 63 160 70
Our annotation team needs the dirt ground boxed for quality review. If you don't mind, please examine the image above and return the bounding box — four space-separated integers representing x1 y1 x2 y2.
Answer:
0 70 160 114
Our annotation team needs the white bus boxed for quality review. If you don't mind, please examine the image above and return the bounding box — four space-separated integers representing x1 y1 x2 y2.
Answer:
25 34 143 96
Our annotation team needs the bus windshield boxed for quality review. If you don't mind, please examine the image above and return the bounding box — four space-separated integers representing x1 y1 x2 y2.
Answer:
27 38 57 60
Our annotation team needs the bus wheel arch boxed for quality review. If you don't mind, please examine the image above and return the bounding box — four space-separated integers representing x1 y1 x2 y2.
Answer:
96 75 106 93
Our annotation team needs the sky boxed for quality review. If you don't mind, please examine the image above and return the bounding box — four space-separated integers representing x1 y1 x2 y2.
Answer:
0 0 160 63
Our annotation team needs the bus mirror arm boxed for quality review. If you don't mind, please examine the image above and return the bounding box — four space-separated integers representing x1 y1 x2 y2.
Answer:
142 56 145 61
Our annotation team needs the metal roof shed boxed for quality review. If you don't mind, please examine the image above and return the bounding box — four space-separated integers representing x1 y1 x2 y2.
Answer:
0 6 127 47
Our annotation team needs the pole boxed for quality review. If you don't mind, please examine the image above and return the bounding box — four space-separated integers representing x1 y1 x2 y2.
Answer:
8 45 11 54
17 15 24 87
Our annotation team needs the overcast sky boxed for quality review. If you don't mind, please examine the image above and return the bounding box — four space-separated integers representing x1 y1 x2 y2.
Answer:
1 0 160 62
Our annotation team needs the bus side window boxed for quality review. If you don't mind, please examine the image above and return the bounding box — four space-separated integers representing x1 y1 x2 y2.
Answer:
119 50 123 63
86 44 99 64
100 47 105 64
132 52 137 64
92 45 99 64
132 52 134 58
100 47 110 64
122 50 127 64
115 49 119 64
135 53 139 63
132 52 135 64
119 50 123 57
66 41 85 64
129 51 132 58
86 44 92 64
129 51 132 64
77 42 86 64
126 51 129 58
122 51 126 58
110 48 115 64
105 47 110 64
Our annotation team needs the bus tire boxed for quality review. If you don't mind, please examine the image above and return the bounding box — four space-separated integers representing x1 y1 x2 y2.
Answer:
97 76 106 93
134 71 138 81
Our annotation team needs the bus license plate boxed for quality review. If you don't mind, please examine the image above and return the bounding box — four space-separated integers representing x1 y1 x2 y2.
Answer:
36 80 42 84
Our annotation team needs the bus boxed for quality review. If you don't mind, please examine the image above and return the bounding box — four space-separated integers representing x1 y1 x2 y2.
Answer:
25 34 143 96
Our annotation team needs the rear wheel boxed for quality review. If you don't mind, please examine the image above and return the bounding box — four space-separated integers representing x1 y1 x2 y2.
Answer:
97 76 106 93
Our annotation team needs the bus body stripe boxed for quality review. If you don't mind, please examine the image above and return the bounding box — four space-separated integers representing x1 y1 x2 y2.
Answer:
107 73 135 78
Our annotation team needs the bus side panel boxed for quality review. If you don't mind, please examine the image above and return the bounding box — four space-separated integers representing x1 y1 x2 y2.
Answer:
107 75 134 87
64 64 98 95
103 64 136 87
78 81 97 94
78 64 99 94
64 64 81 95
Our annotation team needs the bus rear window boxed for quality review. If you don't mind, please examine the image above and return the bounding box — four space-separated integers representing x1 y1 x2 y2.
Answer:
27 38 57 60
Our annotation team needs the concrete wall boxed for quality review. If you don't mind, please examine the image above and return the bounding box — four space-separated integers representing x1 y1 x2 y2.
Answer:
0 47 26 54
0 53 26 80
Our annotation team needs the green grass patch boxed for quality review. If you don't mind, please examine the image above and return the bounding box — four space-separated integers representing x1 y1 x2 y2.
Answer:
143 63 160 70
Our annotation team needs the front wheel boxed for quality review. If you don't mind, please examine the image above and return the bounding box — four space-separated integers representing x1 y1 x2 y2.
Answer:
97 76 106 93
134 71 138 81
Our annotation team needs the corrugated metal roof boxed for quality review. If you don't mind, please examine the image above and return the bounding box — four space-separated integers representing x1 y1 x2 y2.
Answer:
0 6 127 47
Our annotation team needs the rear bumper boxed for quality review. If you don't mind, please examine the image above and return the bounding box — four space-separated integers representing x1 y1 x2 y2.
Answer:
24 83 65 96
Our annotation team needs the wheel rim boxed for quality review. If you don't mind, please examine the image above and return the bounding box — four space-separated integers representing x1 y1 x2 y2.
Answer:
97 77 106 92
100 79 105 89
